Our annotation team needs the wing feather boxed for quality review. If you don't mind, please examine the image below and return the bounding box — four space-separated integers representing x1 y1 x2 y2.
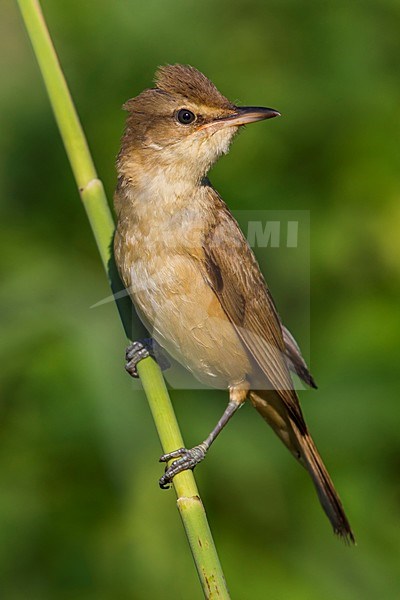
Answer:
201 194 307 432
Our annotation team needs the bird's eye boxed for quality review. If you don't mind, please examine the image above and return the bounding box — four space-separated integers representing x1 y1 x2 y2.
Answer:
177 109 196 125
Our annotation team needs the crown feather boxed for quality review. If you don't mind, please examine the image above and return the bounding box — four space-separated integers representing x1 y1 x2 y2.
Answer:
154 64 232 109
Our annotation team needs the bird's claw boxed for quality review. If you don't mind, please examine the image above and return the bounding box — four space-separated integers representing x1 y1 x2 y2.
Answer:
159 445 207 489
125 338 170 378
125 340 152 378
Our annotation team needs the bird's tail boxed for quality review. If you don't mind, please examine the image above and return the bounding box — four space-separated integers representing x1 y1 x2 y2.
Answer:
249 390 355 543
293 426 355 543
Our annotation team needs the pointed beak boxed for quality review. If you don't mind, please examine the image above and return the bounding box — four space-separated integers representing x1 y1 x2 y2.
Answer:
198 106 280 131
215 106 280 127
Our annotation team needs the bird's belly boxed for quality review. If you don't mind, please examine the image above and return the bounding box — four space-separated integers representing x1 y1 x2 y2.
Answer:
127 253 251 389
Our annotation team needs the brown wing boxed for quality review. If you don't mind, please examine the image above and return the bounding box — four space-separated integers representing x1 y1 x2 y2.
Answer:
282 325 317 389
201 195 307 433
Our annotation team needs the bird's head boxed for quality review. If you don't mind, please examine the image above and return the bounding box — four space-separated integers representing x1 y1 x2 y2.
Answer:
119 64 279 183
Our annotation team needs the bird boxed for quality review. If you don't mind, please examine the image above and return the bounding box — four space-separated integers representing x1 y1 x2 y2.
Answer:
114 64 354 542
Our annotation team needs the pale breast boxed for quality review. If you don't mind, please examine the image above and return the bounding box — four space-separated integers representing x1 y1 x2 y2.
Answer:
115 221 251 389
114 177 253 389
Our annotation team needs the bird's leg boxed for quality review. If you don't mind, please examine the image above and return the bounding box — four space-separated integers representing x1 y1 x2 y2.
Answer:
125 338 170 378
159 397 243 489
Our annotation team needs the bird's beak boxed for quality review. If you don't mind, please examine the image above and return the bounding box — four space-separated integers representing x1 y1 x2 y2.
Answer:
201 106 280 130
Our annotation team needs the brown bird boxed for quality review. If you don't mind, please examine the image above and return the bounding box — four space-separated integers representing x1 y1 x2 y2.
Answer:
114 64 354 542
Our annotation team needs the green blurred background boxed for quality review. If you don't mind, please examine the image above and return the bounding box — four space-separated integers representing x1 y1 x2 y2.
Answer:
1 1 400 598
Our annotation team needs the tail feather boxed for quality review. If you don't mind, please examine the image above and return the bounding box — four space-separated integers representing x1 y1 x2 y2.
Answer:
292 424 355 543
249 390 355 543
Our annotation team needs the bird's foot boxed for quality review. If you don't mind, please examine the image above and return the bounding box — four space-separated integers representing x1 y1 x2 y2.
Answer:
125 338 170 378
159 444 208 489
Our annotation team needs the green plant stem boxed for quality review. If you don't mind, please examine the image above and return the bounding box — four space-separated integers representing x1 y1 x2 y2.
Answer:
138 360 230 596
17 0 230 597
